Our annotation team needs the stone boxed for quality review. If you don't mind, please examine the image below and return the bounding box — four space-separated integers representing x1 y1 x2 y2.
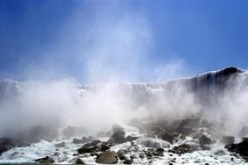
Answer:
199 134 213 149
169 144 195 154
161 132 174 144
73 138 83 144
75 158 85 164
96 151 118 164
225 140 248 158
126 135 139 141
35 156 55 164
123 159 133 164
108 131 126 144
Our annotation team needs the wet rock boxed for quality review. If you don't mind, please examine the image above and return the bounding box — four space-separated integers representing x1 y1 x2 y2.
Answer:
77 140 101 154
96 151 118 164
73 138 83 144
242 137 248 142
108 131 126 144
225 140 248 158
169 144 195 154
161 132 175 144
54 141 65 148
156 148 164 156
63 126 87 138
123 159 133 164
75 158 85 164
81 136 94 143
139 153 145 159
100 142 112 151
222 136 235 145
0 137 15 155
35 156 55 164
199 134 213 149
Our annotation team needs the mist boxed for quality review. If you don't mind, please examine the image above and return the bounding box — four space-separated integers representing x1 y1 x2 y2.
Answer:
0 1 247 141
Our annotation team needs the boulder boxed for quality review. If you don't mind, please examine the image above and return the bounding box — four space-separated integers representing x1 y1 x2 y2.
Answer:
136 137 170 148
123 159 133 164
75 158 85 164
77 140 101 154
126 135 140 142
73 138 83 144
108 131 126 144
169 144 195 154
100 142 112 151
0 137 15 155
112 124 124 133
161 132 175 144
35 156 55 164
225 140 248 158
96 151 118 164
199 134 214 149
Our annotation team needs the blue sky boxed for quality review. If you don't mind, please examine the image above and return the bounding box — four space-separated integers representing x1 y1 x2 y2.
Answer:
0 0 247 82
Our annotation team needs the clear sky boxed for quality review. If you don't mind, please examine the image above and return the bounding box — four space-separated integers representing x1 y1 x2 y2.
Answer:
0 0 247 83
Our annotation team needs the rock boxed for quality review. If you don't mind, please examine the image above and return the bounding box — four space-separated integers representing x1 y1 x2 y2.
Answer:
161 132 174 144
75 158 85 164
112 124 125 133
35 156 55 164
77 140 101 154
169 144 195 154
108 131 126 144
73 138 83 144
123 159 133 164
96 151 118 164
225 140 248 158
222 136 235 145
54 142 65 147
100 142 112 151
156 148 164 156
242 137 248 142
199 134 213 149
126 135 140 141
81 136 94 143
139 153 145 159
63 126 87 138
0 137 15 155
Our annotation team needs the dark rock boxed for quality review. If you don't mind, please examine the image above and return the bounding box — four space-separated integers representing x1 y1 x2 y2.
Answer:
222 136 235 145
0 137 15 155
161 132 174 144
123 159 133 164
35 156 55 164
108 131 126 144
139 153 145 159
199 134 213 149
54 142 65 147
225 140 248 158
169 144 195 154
81 136 94 143
100 142 112 151
77 140 100 154
73 138 83 144
126 135 140 141
96 151 118 164
156 148 164 156
75 158 85 164
242 137 248 142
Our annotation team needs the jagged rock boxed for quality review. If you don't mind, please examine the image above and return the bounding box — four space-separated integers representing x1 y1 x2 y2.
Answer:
0 137 15 155
100 142 112 151
169 144 195 154
225 140 248 158
63 126 87 138
35 156 55 164
161 132 175 144
242 137 248 142
77 140 101 154
54 142 65 147
75 158 85 164
96 151 118 164
222 136 235 145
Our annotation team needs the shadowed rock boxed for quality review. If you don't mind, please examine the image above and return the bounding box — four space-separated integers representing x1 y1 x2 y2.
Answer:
96 151 118 164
